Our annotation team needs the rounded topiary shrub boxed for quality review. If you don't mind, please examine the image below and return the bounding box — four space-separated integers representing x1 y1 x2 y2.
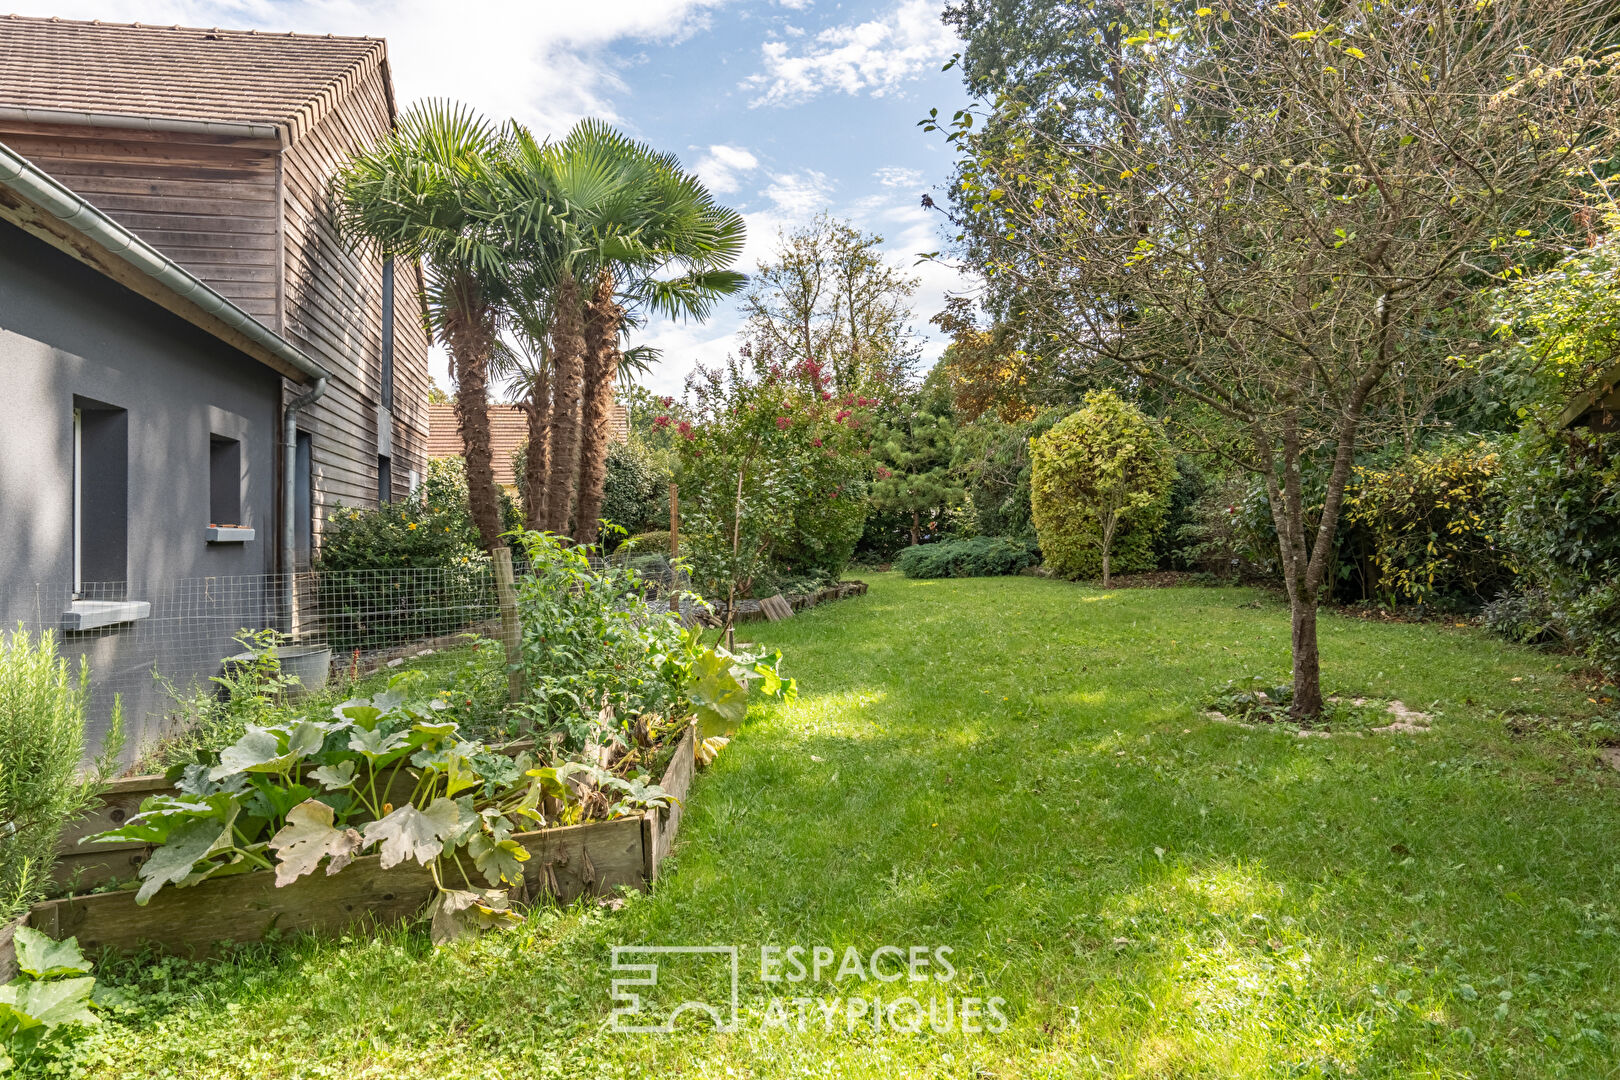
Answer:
1029 390 1174 583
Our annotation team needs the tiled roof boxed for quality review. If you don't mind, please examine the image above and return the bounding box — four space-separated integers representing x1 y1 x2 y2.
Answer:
0 15 385 140
426 402 629 488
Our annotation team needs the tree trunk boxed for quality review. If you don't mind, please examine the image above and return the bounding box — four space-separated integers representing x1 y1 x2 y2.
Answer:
1290 597 1324 717
522 363 550 532
1100 510 1116 588
441 280 503 552
545 271 585 538
574 270 620 547
910 509 921 546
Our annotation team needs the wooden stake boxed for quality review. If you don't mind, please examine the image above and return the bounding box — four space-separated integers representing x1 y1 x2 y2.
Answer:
492 546 524 704
669 480 680 615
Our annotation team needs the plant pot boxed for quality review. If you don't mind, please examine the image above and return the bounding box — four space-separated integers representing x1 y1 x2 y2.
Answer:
223 645 332 696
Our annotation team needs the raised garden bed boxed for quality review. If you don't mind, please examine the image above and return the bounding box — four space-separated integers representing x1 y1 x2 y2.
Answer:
8 725 695 963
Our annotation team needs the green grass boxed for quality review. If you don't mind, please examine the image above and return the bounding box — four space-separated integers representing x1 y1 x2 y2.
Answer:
65 575 1620 1078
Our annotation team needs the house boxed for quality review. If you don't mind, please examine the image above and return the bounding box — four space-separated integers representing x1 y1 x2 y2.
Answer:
0 16 431 553
0 16 430 753
0 140 322 752
1558 360 1620 431
426 402 630 493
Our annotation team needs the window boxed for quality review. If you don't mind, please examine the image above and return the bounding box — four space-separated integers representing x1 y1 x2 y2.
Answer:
380 258 395 411
294 432 313 569
72 397 128 595
377 454 392 505
209 435 242 526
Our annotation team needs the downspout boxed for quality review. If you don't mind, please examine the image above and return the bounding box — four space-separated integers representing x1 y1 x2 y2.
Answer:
282 377 327 631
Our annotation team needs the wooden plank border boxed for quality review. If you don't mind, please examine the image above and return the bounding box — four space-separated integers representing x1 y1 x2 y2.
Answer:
0 912 29 982
25 724 698 959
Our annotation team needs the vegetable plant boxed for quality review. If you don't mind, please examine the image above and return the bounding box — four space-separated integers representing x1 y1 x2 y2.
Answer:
88 671 568 941
0 928 105 1072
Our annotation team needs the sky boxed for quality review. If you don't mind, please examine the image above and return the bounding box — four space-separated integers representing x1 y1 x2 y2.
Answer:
18 0 973 397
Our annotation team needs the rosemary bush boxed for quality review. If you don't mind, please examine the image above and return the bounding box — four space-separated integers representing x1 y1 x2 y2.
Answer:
0 629 108 920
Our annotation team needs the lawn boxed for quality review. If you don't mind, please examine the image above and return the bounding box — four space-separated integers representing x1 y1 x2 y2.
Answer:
76 574 1620 1079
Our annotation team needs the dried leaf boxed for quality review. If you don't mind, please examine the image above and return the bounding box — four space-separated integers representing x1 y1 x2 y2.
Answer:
361 798 462 869
268 799 366 886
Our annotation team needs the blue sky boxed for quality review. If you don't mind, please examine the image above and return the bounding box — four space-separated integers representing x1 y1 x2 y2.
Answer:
24 0 972 396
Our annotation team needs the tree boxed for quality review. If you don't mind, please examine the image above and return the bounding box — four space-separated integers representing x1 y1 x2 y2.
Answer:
933 0 1620 716
1030 391 1173 585
742 214 922 393
676 351 873 633
496 121 746 543
334 101 520 553
871 409 964 546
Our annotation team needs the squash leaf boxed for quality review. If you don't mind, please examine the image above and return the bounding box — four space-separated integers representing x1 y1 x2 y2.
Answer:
361 798 463 869
268 799 366 886
11 928 90 979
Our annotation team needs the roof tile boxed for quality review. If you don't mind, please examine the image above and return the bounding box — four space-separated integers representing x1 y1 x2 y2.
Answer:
0 15 383 133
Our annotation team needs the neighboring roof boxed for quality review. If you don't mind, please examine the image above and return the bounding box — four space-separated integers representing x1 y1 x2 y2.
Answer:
0 139 326 385
427 403 629 487
1558 360 1620 431
0 15 387 143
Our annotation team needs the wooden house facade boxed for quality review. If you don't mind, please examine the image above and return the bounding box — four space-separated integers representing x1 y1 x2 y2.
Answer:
0 15 431 565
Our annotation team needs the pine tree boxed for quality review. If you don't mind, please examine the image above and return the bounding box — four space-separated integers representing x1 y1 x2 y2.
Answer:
871 410 964 546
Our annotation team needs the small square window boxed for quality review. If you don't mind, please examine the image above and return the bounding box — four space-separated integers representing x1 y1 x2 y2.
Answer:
210 435 242 526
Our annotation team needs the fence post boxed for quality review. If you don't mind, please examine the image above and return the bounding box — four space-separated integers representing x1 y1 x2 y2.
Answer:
668 481 681 615
492 547 524 704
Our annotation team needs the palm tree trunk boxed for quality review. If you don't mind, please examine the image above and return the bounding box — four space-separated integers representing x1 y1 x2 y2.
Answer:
523 363 551 531
545 271 585 537
574 270 621 547
442 280 503 552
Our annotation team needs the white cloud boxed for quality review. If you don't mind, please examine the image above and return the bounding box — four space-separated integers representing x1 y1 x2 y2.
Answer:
777 0 814 10
692 144 759 194
759 169 835 216
874 165 923 188
23 0 728 134
744 0 957 107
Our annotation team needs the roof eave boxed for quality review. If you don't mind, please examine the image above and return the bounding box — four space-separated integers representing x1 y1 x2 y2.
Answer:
0 105 285 144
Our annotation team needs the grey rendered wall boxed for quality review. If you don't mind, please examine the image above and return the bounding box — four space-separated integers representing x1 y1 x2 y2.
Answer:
0 221 283 758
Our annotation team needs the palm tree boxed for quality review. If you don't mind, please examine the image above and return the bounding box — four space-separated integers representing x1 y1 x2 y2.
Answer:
332 101 530 553
491 301 552 530
498 122 747 544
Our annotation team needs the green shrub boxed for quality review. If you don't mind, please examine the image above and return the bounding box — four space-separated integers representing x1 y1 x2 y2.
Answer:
511 532 688 748
952 411 1059 545
1482 584 1563 647
0 630 110 920
1348 440 1511 606
1496 424 1620 675
316 457 519 652
621 530 672 555
1030 391 1175 582
600 439 668 544
896 537 1037 579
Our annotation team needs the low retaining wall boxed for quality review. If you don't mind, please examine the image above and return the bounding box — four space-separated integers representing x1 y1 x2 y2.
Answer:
710 579 868 625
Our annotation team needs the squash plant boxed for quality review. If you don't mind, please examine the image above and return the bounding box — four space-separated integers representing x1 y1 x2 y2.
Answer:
0 928 106 1071
85 613 795 943
87 672 573 940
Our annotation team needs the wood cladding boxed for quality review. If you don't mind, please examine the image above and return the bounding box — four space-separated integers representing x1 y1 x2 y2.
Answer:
0 27 430 561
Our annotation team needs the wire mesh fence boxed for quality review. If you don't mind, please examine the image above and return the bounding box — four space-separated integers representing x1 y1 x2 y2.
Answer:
5 557 696 765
